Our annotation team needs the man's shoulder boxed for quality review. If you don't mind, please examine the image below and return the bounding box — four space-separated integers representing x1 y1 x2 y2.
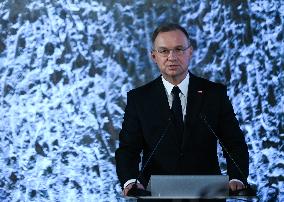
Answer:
190 72 226 91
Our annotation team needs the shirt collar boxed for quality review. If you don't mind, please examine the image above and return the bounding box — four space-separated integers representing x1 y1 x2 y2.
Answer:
161 73 189 96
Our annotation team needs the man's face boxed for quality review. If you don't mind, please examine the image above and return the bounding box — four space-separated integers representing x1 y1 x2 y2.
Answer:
151 30 193 84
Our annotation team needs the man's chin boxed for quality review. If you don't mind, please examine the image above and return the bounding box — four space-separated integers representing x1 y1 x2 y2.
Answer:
163 73 180 80
166 70 181 77
163 70 188 79
166 68 179 73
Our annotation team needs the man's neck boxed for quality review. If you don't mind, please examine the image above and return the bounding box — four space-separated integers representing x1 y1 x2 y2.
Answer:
162 73 188 86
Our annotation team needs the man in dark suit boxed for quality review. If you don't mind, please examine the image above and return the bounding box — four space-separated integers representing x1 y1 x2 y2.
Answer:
115 23 249 197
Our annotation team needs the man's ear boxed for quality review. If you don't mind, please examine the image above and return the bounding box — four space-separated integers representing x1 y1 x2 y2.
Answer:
151 51 157 63
188 46 193 58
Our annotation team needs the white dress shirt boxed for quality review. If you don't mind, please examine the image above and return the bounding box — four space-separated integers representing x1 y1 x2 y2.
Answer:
161 73 189 120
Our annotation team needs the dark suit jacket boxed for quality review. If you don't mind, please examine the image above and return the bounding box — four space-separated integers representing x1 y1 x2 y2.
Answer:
115 72 249 188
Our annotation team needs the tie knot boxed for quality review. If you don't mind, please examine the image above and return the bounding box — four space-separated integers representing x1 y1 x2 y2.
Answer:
172 86 181 96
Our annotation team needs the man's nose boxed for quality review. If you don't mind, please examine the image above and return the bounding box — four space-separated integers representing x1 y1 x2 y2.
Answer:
167 50 177 60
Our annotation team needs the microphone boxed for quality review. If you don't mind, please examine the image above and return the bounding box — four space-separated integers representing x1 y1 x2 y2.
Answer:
127 115 173 197
199 114 257 197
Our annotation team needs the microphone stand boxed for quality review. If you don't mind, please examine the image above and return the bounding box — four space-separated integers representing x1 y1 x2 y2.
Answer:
200 114 257 199
127 117 173 197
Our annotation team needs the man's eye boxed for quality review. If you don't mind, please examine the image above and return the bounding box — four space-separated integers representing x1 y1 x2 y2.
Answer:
175 48 183 52
159 49 169 54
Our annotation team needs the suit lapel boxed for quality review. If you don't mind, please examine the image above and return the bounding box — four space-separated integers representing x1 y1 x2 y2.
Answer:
182 73 205 148
154 76 171 124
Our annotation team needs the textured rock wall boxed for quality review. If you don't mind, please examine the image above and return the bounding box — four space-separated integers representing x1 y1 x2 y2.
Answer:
0 0 283 201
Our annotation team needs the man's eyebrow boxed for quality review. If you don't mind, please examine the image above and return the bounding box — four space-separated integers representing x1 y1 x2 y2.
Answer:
155 46 168 49
156 45 185 49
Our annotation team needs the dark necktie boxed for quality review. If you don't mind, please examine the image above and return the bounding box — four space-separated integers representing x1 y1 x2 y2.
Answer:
171 86 184 145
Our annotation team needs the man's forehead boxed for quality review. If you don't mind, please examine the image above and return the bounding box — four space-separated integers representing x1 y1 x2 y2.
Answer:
154 31 189 47
156 30 187 39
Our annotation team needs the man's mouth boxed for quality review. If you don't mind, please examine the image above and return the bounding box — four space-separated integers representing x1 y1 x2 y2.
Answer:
168 65 179 68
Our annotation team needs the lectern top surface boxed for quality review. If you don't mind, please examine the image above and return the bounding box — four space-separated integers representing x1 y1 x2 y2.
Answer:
149 175 229 199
